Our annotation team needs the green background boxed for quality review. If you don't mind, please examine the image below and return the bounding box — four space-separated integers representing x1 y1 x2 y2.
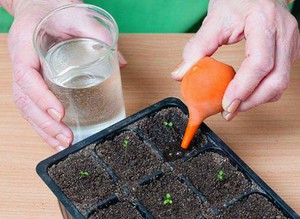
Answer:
0 0 295 33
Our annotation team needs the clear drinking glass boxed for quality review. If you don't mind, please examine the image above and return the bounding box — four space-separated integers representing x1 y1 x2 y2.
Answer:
33 4 126 143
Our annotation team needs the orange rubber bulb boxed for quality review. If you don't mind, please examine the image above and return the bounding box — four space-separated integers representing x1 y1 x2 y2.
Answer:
181 57 235 149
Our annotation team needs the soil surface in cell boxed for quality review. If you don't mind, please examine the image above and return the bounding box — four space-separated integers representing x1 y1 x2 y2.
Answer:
48 145 117 214
96 131 162 183
134 173 203 218
89 202 143 219
46 106 290 219
175 152 252 208
218 193 287 219
138 107 207 162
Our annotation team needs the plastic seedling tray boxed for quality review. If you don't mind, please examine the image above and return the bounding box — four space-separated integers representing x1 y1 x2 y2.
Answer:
36 97 300 219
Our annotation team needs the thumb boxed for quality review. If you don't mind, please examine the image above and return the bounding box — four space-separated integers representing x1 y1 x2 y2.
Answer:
171 19 234 81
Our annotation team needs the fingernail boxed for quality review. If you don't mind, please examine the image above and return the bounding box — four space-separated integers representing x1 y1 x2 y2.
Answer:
171 61 194 80
222 111 236 121
56 134 71 147
171 62 183 76
48 108 62 122
118 51 127 65
56 146 66 152
226 99 241 113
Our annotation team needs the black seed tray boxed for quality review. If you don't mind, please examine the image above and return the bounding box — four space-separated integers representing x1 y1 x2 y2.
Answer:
36 97 299 219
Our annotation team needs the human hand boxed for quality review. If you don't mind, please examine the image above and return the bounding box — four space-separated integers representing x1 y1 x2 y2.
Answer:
8 0 127 151
171 0 300 121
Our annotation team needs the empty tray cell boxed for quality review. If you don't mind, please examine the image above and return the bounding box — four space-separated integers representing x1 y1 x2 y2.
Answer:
218 193 288 218
88 201 143 219
96 131 163 183
175 151 252 208
48 145 118 215
138 107 207 162
134 173 203 218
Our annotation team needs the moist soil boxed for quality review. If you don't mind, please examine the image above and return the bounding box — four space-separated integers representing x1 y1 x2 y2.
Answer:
218 193 287 219
48 145 117 215
89 202 143 219
138 107 207 162
175 152 252 208
134 173 203 219
96 131 162 183
48 107 289 218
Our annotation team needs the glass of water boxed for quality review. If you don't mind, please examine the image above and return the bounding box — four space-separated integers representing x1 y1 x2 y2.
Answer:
33 4 126 144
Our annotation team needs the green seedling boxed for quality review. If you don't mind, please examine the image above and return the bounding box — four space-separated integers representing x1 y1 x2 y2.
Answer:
217 170 224 181
79 171 89 177
163 193 173 205
163 121 173 127
123 139 129 148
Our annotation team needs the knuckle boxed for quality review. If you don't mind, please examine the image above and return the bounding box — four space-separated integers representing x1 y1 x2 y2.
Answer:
43 135 56 146
241 100 259 112
35 90 49 109
252 56 274 75
183 36 202 61
265 24 276 36
13 89 31 113
271 77 289 94
14 68 29 87
39 120 54 133
238 84 254 99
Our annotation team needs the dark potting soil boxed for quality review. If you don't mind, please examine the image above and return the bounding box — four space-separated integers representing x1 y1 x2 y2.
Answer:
96 131 162 183
138 107 207 162
218 193 287 219
46 106 290 218
175 152 252 208
134 173 203 219
88 202 143 219
48 145 117 214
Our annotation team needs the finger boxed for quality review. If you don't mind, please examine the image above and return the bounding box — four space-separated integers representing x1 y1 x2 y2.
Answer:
221 111 238 121
24 111 67 151
171 19 227 80
52 10 127 68
71 14 128 67
222 15 276 113
13 83 73 147
171 13 245 81
117 49 128 68
51 7 114 46
13 67 65 122
10 28 65 122
237 35 290 112
236 72 288 112
27 117 63 150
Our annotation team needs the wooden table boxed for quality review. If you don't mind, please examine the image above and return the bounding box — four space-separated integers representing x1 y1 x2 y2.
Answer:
0 34 299 218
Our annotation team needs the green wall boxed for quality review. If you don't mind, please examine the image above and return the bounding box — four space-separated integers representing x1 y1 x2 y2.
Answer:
0 1 295 33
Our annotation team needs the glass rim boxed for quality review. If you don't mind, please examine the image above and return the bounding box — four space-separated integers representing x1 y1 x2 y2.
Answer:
32 3 119 69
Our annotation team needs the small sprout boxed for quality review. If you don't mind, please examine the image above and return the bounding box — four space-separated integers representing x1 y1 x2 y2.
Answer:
163 193 173 205
123 139 129 148
217 170 224 181
80 171 89 177
163 121 173 127
166 193 171 199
